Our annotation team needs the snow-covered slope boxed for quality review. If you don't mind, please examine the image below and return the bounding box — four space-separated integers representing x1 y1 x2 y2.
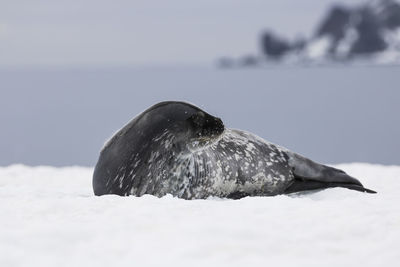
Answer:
0 164 399 267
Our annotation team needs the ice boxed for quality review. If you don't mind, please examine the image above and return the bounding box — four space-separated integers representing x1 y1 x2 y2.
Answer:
0 163 399 266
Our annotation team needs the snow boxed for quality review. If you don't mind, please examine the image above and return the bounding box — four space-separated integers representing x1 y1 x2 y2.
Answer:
1 163 400 267
374 29 400 64
303 36 332 60
336 28 359 58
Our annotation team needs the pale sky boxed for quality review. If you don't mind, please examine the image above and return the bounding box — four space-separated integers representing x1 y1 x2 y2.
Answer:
0 0 365 67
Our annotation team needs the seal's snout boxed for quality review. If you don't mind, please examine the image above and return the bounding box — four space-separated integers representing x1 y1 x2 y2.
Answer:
202 116 224 137
215 117 225 134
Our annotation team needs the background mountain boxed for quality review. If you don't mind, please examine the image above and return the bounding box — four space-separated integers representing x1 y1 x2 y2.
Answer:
258 0 400 64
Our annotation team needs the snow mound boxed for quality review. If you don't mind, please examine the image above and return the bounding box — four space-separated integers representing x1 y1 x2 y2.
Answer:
0 163 399 267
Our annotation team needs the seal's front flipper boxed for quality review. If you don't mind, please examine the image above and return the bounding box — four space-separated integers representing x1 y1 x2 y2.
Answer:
285 152 376 194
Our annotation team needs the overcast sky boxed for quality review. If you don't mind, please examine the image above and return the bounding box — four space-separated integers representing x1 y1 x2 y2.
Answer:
0 0 365 67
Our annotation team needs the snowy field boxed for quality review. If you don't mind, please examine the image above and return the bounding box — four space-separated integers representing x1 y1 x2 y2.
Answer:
0 163 399 267
0 164 400 267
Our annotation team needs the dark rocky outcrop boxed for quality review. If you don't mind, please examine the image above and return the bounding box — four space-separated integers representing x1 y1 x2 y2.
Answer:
316 6 352 42
350 7 387 55
380 0 400 29
260 32 306 58
260 32 292 58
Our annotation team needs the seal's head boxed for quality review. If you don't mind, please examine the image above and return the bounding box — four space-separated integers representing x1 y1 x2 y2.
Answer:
143 101 224 150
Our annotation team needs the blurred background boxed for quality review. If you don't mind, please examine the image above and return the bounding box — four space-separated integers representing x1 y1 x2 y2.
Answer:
1 0 399 166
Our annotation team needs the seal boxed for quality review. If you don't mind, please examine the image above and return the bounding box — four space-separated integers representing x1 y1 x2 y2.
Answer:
93 101 376 199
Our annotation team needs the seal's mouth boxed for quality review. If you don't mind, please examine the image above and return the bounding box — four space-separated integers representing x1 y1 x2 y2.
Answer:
189 117 225 151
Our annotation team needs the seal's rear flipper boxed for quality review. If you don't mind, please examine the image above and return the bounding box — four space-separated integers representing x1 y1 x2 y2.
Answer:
284 179 377 194
286 152 377 194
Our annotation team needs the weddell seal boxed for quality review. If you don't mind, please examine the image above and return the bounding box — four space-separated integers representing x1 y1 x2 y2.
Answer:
93 101 376 199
